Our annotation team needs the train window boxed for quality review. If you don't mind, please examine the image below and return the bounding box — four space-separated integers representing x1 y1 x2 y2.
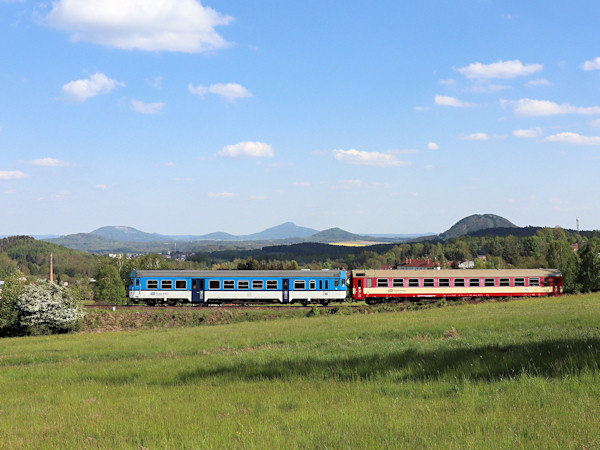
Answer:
335 279 339 287
209 280 220 290
484 278 495 287
355 272 365 277
252 280 264 290
392 278 404 287
469 279 480 287
408 278 419 287
424 278 434 287
267 280 278 290
175 280 187 289
514 278 525 286
529 278 540 286
294 280 306 290
223 280 235 290
499 278 510 287
544 278 551 287
377 279 388 287
439 279 450 287
135 279 140 286
161 280 172 289
310 280 316 289
367 279 372 288
454 279 465 287
342 278 346 286
238 280 249 290
147 280 158 289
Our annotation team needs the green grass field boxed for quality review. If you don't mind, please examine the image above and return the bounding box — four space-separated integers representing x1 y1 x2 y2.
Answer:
1 295 599 448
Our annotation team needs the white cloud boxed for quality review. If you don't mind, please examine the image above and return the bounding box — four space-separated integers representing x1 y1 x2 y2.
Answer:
462 133 490 141
414 106 430 111
509 98 600 117
457 59 543 79
131 99 165 114
46 0 233 53
582 57 600 71
218 141 274 158
438 78 456 86
61 72 124 102
37 191 70 202
147 76 163 89
332 149 411 167
189 83 252 102
95 184 108 190
28 157 75 167
0 171 27 180
249 195 267 201
208 191 235 198
434 95 477 107
427 142 439 150
468 83 509 93
527 78 552 87
461 133 506 141
331 179 362 190
513 127 542 138
590 119 600 128
544 132 600 146
293 181 311 187
388 149 420 155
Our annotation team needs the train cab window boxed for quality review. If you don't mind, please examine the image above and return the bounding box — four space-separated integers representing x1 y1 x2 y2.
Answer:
342 278 346 286
294 280 306 290
310 280 316 290
252 280 264 290
135 279 140 287
392 278 404 287
147 280 158 289
544 278 551 287
529 278 540 286
266 280 278 290
514 278 525 287
408 278 419 287
454 279 465 287
175 280 187 289
161 280 172 289
484 278 495 287
439 279 450 287
209 280 220 290
424 278 434 287
469 279 480 287
499 278 510 287
238 280 249 290
377 279 388 287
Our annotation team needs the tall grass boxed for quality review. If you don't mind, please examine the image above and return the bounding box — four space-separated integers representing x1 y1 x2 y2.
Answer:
1 294 599 448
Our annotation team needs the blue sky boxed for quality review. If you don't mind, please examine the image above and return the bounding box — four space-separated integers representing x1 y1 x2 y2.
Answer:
1 0 600 236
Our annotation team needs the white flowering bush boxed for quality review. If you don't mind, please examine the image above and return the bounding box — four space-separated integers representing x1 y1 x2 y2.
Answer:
17 280 86 335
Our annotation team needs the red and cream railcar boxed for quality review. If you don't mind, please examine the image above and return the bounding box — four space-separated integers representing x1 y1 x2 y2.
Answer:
350 269 562 304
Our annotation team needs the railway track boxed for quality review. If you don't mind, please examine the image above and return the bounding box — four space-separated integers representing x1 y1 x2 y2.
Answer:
86 303 358 311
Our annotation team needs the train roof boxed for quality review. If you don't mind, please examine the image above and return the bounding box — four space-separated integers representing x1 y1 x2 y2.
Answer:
132 269 345 278
351 269 562 278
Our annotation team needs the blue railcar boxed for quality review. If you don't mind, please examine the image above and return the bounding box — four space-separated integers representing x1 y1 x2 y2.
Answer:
129 269 347 306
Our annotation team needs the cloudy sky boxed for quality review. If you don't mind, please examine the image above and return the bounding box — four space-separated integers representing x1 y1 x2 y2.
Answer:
1 0 600 236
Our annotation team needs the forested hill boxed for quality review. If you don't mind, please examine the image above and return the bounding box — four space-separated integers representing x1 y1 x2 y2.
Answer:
0 236 97 280
439 214 517 240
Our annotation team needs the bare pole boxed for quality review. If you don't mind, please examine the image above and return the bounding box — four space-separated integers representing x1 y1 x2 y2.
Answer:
50 252 54 283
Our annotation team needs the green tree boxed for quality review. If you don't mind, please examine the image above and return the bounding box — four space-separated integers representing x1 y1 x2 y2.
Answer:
547 240 579 293
94 261 127 305
0 271 26 335
578 239 600 293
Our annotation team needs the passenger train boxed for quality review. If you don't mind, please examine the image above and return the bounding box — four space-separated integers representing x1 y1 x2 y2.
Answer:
129 268 562 306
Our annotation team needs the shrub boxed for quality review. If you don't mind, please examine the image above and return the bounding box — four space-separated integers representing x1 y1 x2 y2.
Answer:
17 280 86 335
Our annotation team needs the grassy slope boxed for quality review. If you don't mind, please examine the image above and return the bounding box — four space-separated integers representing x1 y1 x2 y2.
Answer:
1 295 599 448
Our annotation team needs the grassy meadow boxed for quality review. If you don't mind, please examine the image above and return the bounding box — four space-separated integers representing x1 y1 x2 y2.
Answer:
1 295 599 448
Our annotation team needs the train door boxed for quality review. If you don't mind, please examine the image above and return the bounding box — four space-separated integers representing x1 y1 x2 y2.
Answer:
282 279 289 303
192 278 205 303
